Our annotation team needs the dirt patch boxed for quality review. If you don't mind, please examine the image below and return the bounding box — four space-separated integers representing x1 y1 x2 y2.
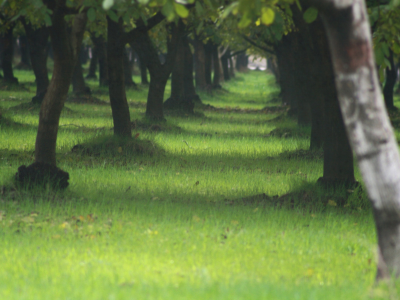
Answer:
8 102 74 114
15 162 69 190
265 128 309 139
71 136 163 157
131 119 181 132
66 94 108 105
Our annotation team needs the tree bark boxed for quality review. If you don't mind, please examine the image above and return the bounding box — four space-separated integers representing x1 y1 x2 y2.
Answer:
1 22 18 84
91 34 108 86
136 50 149 85
16 35 31 69
72 58 90 95
194 35 207 91
383 49 397 111
183 37 198 102
204 41 213 85
107 16 132 137
228 55 235 78
221 48 230 81
212 43 222 87
123 46 137 88
86 45 98 79
128 21 181 121
35 8 87 165
306 0 400 280
21 20 50 102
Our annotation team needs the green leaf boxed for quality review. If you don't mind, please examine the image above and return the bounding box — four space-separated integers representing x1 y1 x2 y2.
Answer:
162 0 175 21
392 42 400 54
222 2 238 19
137 0 149 4
174 2 189 18
87 8 96 22
261 7 275 26
381 42 390 57
303 7 318 23
195 1 204 16
102 0 114 10
196 20 204 34
374 47 384 64
384 57 392 69
238 14 252 28
108 10 119 22
44 13 52 26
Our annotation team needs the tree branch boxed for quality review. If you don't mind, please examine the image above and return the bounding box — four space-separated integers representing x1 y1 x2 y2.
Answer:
241 35 275 55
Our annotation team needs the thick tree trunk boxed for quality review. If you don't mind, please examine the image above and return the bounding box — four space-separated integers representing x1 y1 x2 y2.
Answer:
22 20 50 103
86 45 98 79
35 10 87 165
194 36 207 91
107 17 132 137
308 0 400 280
383 49 397 111
1 22 18 84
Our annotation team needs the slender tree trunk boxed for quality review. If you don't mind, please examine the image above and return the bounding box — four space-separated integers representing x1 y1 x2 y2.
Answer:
1 22 18 84
212 44 222 87
194 36 207 90
229 56 235 78
17 36 31 69
183 37 198 102
22 20 50 102
107 16 132 137
383 49 397 110
221 48 230 81
72 59 90 95
86 45 98 79
136 50 149 85
306 0 400 280
204 41 213 85
91 34 108 87
123 46 136 88
170 36 185 100
35 10 87 165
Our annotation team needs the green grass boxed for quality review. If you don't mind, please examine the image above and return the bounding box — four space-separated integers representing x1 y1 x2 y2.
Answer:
0 69 398 299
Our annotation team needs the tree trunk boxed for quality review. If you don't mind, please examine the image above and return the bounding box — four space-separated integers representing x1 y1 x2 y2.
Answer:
17 36 31 69
212 44 222 87
123 46 136 88
204 41 213 85
194 36 207 91
221 48 230 81
91 34 108 87
229 55 235 78
236 53 248 72
107 16 132 137
183 37 198 102
129 22 181 121
72 59 90 95
136 50 149 85
170 36 185 100
383 49 397 111
86 45 98 79
35 10 87 165
1 22 18 84
308 0 400 280
21 20 50 103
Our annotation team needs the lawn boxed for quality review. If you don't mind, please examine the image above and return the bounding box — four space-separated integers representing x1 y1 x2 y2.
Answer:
0 70 398 299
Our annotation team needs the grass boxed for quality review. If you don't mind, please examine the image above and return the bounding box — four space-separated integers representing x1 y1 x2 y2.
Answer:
0 69 399 299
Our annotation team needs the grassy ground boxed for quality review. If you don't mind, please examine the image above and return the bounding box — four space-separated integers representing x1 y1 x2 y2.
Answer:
0 69 399 299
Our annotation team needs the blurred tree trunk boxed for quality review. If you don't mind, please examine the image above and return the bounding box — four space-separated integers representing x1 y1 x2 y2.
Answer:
306 0 400 280
383 49 397 110
1 22 18 84
194 35 207 91
91 34 108 86
35 9 87 165
16 35 31 69
21 20 49 103
107 16 132 137
86 44 98 79
123 46 137 88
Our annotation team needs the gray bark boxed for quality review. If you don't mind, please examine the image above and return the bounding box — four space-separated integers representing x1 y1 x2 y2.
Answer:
307 0 400 280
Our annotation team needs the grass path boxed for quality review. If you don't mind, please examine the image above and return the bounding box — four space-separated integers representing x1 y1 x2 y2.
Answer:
0 70 396 299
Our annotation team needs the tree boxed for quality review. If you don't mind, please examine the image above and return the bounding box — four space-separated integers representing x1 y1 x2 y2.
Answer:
304 0 400 280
